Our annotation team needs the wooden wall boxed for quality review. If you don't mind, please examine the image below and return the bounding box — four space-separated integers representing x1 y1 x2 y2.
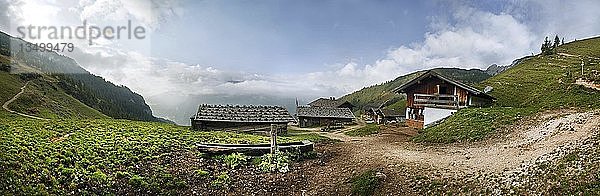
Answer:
404 76 469 108
191 120 288 132
298 117 353 128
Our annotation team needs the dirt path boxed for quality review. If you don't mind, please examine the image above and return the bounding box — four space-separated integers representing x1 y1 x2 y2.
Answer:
295 110 600 195
383 110 599 175
2 81 48 120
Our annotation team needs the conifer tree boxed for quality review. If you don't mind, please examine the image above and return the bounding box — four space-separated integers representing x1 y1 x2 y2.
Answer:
541 36 550 55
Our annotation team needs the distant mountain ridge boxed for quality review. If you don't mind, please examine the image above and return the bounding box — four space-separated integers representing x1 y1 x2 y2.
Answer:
485 56 534 76
0 31 169 122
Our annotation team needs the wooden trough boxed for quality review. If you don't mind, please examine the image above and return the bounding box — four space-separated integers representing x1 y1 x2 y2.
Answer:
197 140 314 156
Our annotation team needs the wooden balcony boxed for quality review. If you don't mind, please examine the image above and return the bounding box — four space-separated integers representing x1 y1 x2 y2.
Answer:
413 93 460 109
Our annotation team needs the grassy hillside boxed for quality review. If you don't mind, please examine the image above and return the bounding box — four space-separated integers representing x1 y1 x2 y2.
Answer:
8 78 108 119
0 71 24 103
340 68 491 113
1 61 108 119
0 31 167 122
340 71 422 113
416 37 600 143
480 38 600 109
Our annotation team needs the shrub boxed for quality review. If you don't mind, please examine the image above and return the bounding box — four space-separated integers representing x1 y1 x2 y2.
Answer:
115 171 130 178
351 169 381 196
302 151 318 159
211 172 230 188
222 152 248 169
91 170 108 182
194 169 209 177
258 151 290 173
129 175 148 187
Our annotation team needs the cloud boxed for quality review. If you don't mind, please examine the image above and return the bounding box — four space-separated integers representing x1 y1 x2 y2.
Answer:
77 0 182 30
300 0 600 96
0 0 25 34
514 0 600 40
311 4 538 93
4 0 600 124
72 46 336 99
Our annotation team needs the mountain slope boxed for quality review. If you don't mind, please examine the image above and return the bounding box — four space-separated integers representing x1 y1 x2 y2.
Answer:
416 36 600 143
0 64 109 119
340 68 491 113
479 37 600 109
0 31 166 122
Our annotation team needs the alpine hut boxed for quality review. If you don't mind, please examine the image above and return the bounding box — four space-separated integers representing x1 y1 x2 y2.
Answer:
190 104 295 132
296 106 355 128
393 70 495 129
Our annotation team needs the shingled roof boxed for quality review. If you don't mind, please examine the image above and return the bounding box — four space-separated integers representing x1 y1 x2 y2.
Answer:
307 98 354 108
192 104 295 123
297 107 355 119
393 70 496 100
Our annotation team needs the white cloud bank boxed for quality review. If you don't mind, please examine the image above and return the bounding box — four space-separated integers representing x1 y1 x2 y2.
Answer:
306 5 538 93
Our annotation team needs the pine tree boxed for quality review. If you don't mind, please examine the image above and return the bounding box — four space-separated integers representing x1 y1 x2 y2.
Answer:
553 35 560 49
540 42 545 54
541 36 550 55
561 37 565 45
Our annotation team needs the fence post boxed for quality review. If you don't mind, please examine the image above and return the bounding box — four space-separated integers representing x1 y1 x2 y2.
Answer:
270 124 279 173
270 124 278 154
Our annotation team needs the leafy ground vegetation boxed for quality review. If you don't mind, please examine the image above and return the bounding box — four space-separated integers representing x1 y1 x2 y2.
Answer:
416 37 600 143
350 169 382 196
0 112 311 195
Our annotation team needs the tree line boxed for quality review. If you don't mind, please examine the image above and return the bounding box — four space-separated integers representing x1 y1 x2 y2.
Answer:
541 35 564 55
0 32 165 122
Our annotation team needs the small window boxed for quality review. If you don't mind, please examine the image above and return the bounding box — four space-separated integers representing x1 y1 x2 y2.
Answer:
439 86 448 94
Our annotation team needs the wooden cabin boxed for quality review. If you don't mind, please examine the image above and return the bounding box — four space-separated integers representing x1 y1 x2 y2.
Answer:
296 106 355 128
308 97 355 111
393 71 495 129
190 104 295 132
368 108 405 124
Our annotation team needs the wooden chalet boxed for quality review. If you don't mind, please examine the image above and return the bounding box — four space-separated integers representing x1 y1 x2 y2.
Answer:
368 108 405 124
393 70 495 129
296 106 355 128
190 104 295 132
308 97 355 111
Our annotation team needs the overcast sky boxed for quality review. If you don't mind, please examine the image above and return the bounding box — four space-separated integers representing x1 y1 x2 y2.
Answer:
1 0 600 123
